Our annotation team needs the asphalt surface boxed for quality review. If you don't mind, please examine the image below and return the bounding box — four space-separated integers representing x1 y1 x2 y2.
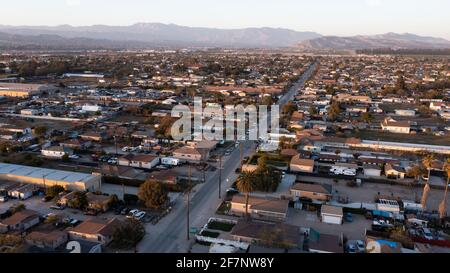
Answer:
137 62 317 253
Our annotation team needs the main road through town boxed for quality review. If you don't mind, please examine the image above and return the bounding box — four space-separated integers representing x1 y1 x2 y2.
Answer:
137 62 317 253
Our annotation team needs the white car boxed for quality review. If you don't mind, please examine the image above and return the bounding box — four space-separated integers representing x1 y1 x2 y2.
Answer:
134 211 146 220
69 154 80 159
122 146 130 152
127 209 140 218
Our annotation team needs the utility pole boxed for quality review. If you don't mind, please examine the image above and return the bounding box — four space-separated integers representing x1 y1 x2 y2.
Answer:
114 135 118 155
218 155 222 199
240 142 243 170
42 175 47 190
186 164 191 241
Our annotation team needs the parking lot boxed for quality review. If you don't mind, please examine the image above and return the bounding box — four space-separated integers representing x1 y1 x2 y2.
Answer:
286 207 371 240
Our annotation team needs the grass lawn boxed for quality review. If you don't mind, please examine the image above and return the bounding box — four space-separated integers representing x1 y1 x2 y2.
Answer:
216 201 231 215
207 220 235 232
200 230 220 238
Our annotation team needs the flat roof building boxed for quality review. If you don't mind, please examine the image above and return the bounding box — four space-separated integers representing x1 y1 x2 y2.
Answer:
0 163 100 191
0 83 52 98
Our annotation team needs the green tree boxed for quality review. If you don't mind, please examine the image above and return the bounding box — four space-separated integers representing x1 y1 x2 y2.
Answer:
34 126 48 136
327 101 342 121
68 192 88 210
45 185 65 199
361 112 373 123
138 181 169 209
112 218 145 251
236 170 257 219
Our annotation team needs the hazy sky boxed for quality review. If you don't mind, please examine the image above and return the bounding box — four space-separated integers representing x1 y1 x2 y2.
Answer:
1 0 449 39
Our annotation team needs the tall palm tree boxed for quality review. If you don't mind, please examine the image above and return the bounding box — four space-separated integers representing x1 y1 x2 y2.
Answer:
422 154 435 181
421 155 435 210
407 165 425 202
236 170 257 220
439 159 450 219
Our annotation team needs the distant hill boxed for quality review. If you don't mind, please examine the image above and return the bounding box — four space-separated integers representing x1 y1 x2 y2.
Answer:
297 33 450 50
0 23 322 48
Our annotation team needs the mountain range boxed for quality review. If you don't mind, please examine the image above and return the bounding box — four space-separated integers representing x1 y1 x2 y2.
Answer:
0 23 321 49
0 23 449 50
297 33 450 50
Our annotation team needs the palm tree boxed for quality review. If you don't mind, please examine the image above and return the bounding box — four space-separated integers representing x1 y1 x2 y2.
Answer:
422 154 435 181
439 159 450 219
236 170 257 220
421 155 435 210
407 165 425 202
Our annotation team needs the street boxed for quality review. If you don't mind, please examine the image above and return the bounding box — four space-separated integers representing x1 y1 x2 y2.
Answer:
137 140 256 253
137 62 317 253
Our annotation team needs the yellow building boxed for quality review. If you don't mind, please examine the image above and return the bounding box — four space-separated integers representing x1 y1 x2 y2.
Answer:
0 83 50 98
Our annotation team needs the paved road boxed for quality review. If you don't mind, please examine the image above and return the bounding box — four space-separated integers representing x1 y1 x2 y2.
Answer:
137 63 318 253
137 141 256 253
277 62 317 106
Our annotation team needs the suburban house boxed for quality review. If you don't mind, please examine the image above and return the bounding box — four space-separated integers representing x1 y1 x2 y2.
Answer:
172 146 205 163
230 195 289 222
230 220 301 249
290 182 332 202
289 155 315 173
86 192 111 212
308 232 344 253
320 205 344 225
25 230 68 249
79 131 105 142
100 165 146 180
0 209 40 233
385 164 406 179
118 154 160 170
68 218 122 245
60 139 92 150
381 117 411 134
41 146 73 159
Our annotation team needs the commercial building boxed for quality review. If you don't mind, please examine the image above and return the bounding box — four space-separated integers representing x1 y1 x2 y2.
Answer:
0 83 52 98
0 163 101 191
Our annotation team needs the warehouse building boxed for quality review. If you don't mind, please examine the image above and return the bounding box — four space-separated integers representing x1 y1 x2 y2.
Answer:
0 163 100 191
0 83 53 98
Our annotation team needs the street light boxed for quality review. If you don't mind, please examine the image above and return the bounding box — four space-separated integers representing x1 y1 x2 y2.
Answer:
218 155 222 199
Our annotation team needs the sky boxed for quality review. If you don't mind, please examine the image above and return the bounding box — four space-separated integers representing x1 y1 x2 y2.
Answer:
1 0 449 39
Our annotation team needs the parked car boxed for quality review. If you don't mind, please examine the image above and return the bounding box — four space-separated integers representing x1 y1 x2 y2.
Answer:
356 240 365 253
127 209 140 218
69 154 80 159
421 228 433 240
50 205 65 210
226 188 239 195
134 211 146 221
346 243 357 253
120 208 130 215
0 196 9 203
345 212 353 222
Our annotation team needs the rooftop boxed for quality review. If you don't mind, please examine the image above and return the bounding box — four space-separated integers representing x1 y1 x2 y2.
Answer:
0 163 99 183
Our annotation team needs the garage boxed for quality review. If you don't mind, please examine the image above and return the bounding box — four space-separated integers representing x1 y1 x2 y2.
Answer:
321 205 343 225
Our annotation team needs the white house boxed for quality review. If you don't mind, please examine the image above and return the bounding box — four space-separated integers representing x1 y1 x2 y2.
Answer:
81 104 102 112
381 117 411 134
118 154 160 170
41 146 73 159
